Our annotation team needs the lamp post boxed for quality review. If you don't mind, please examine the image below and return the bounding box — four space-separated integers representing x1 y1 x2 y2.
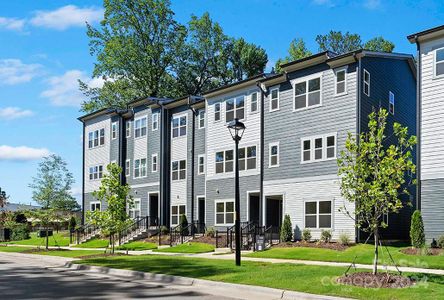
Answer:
227 118 246 266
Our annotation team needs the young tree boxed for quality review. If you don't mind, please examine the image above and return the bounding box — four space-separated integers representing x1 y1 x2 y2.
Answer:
275 38 312 72
338 108 416 275
29 155 79 211
87 163 133 253
26 208 60 250
410 210 425 249
364 37 395 53
280 214 293 242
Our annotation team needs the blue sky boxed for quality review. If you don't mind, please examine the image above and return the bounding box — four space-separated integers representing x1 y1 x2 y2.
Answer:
0 0 442 205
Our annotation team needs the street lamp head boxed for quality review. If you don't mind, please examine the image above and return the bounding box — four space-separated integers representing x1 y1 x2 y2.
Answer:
227 118 246 141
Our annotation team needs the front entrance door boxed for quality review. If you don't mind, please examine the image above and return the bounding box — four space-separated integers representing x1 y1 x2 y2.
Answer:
149 193 159 226
198 197 205 224
266 195 283 228
249 193 260 225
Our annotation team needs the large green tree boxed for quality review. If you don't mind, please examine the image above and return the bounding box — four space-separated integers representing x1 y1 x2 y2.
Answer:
80 0 186 112
275 38 312 73
338 108 416 275
228 37 268 82
364 36 395 52
29 155 79 211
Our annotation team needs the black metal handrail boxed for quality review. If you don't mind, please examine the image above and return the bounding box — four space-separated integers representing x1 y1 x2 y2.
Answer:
117 216 155 246
264 225 280 247
70 223 99 245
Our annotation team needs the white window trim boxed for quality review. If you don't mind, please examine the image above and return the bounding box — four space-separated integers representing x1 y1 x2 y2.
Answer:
90 201 101 212
434 47 444 79
87 128 105 150
128 198 141 219
152 113 159 131
268 142 280 168
269 87 280 112
134 158 147 179
134 116 148 140
389 91 395 115
214 102 222 123
111 122 118 140
171 159 187 181
214 199 235 226
334 67 348 97
363 69 371 97
214 143 258 175
198 110 205 129
250 91 259 113
292 73 323 112
171 204 186 226
125 159 130 177
126 121 131 138
303 200 333 230
300 132 337 164
88 164 104 181
171 114 187 139
152 153 158 173
198 154 205 175
225 95 246 123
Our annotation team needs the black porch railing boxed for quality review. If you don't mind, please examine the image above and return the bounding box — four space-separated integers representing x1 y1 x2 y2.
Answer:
117 216 159 246
169 221 206 246
70 223 99 245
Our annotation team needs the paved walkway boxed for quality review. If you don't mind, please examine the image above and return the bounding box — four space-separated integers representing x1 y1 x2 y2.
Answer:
4 243 444 276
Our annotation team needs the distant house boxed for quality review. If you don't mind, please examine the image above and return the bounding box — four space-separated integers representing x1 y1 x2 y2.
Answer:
0 202 40 212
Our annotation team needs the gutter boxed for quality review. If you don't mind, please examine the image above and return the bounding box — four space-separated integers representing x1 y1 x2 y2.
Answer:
81 122 86 225
187 96 197 230
257 82 266 227
355 53 362 243
414 36 421 211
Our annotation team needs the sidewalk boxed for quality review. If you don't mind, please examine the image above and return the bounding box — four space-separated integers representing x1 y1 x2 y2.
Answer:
4 243 444 276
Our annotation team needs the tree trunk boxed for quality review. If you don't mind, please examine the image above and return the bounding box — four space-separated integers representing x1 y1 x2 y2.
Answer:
112 234 115 254
373 228 379 275
45 228 49 251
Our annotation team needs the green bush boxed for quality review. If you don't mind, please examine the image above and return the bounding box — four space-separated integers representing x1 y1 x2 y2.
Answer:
410 210 426 248
179 214 189 236
205 227 215 238
160 225 169 235
68 216 77 232
320 230 332 243
339 232 351 245
11 224 30 241
280 215 293 242
437 236 444 249
301 228 311 242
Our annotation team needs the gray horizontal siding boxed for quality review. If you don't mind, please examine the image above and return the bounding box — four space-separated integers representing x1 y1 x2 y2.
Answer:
422 178 444 241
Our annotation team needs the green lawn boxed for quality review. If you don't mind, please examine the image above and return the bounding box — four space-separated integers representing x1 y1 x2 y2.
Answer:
72 238 109 249
116 241 157 251
0 245 102 258
154 242 214 254
246 244 444 269
76 254 444 300
7 232 70 247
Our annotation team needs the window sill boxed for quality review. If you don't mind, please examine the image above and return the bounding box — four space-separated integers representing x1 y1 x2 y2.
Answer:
172 179 187 182
334 92 348 97
293 104 322 113
133 175 148 179
87 144 106 150
300 157 337 164
134 135 147 141
269 108 280 112
215 223 235 227
268 164 280 168
172 135 187 140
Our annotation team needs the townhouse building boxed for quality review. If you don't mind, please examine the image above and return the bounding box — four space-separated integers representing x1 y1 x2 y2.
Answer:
79 49 417 242
408 24 444 241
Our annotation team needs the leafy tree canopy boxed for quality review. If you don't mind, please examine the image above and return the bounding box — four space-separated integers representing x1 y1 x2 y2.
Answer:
275 38 312 73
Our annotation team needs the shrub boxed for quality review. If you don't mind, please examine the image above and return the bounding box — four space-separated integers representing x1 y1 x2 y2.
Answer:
339 232 351 245
160 225 169 235
179 214 189 236
11 224 30 241
280 215 293 242
205 227 215 238
301 228 311 242
410 210 426 248
68 216 77 232
320 230 332 243
437 236 444 249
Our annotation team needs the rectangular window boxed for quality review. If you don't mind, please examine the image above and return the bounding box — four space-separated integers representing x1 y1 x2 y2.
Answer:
198 155 205 175
215 201 235 225
172 160 186 180
225 96 245 122
389 91 395 115
301 134 336 163
152 154 158 173
269 143 279 167
90 202 101 212
129 199 141 219
125 160 130 177
294 76 321 110
436 48 444 77
89 165 103 180
214 103 221 121
270 88 279 111
172 115 187 138
152 113 159 131
215 150 233 173
363 69 370 96
305 201 332 229
126 121 131 138
88 129 105 149
134 117 147 138
335 68 347 95
134 158 147 178
251 92 258 112
238 146 257 171
111 122 117 139
198 110 205 129
171 205 186 226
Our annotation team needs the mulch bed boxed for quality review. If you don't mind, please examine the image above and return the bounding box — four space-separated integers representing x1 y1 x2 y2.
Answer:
273 241 350 251
401 247 443 256
190 235 216 246
77 253 128 259
22 248 69 253
337 272 414 288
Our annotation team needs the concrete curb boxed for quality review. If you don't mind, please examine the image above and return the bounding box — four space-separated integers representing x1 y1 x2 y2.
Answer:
64 262 349 300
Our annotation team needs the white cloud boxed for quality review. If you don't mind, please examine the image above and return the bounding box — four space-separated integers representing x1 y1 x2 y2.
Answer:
70 186 82 201
41 70 105 107
364 0 381 9
0 59 42 85
0 107 34 120
0 145 50 161
0 17 25 31
30 5 103 30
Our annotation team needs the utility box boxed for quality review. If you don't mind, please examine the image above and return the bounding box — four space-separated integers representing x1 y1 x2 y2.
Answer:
255 235 265 251
38 230 53 238
0 228 11 241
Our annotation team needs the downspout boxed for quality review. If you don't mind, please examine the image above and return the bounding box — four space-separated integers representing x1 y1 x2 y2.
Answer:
187 97 197 230
355 53 361 243
118 115 127 185
155 100 169 227
257 81 265 227
415 37 421 211
81 121 86 225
